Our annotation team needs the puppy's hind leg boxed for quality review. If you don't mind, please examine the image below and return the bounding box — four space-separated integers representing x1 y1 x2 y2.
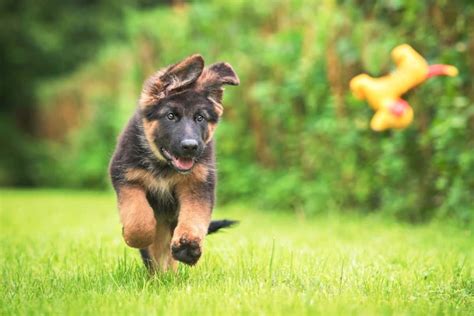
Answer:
145 219 177 273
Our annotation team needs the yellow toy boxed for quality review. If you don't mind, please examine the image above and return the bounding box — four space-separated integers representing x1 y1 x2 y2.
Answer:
350 44 458 131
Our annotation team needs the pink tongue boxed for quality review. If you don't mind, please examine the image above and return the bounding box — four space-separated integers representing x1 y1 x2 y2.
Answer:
175 158 194 170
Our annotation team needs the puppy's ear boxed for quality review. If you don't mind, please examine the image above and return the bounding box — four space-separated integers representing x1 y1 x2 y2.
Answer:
205 62 240 86
161 54 205 90
196 62 240 116
139 54 204 108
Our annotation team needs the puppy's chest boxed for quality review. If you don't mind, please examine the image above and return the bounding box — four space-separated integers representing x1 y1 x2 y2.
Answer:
124 168 177 195
125 168 180 220
146 176 176 196
146 184 179 222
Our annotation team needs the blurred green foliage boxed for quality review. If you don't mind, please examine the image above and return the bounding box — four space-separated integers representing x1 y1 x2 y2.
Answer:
1 0 473 224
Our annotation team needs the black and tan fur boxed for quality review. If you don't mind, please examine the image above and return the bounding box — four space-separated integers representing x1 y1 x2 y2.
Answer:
109 54 239 271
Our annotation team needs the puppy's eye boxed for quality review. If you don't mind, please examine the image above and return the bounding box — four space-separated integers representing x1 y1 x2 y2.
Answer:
196 115 204 122
167 113 175 120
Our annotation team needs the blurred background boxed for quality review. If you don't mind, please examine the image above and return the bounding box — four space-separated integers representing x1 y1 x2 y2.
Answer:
0 0 473 224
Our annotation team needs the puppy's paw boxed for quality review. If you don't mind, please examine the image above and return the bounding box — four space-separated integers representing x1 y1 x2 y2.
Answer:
122 223 156 249
171 235 202 266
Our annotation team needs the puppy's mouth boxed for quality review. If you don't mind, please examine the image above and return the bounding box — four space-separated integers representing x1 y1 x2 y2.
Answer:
161 147 196 173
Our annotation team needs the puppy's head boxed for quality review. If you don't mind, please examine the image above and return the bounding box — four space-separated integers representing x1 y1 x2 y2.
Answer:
139 54 239 173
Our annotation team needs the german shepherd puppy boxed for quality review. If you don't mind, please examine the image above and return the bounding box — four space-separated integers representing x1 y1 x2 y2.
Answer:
109 54 239 271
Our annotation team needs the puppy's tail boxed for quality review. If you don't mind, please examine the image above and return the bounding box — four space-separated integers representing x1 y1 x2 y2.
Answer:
207 219 238 234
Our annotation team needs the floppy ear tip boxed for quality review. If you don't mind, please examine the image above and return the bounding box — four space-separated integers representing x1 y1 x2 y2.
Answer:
220 62 240 85
189 54 205 68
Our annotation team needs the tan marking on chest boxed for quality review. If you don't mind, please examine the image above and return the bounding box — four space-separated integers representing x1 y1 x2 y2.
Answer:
125 168 175 195
125 163 209 195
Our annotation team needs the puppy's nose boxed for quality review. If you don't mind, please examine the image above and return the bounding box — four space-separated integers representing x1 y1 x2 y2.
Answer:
180 139 198 153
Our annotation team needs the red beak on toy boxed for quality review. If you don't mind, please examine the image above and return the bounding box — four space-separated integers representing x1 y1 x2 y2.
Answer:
427 64 458 78
390 99 410 117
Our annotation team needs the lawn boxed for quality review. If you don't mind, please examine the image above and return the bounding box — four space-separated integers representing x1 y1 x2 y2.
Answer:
0 189 472 315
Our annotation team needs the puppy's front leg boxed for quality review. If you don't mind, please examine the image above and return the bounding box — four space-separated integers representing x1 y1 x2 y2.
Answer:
171 182 212 266
117 186 156 248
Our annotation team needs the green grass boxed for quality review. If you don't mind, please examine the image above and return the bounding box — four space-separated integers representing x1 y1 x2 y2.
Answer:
0 189 472 315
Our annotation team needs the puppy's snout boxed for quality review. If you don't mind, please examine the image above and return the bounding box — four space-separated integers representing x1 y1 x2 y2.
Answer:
180 139 198 154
